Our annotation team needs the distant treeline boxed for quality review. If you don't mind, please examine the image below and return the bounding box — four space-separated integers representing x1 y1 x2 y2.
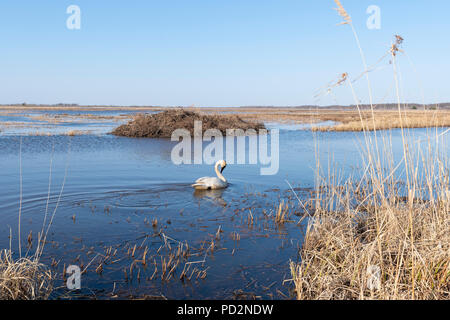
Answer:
0 103 80 107
1 103 450 109
0 103 161 108
241 103 450 110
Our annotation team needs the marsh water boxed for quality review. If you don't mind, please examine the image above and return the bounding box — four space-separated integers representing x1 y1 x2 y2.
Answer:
0 110 448 299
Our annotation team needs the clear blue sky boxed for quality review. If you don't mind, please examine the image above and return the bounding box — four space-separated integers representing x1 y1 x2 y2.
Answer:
0 0 449 106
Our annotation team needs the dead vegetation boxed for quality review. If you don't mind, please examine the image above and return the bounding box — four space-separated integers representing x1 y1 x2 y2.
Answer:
64 130 92 136
0 133 70 300
76 230 213 288
290 176 450 299
0 250 53 300
29 113 130 124
312 110 450 131
111 109 265 138
3 106 450 135
290 1 450 300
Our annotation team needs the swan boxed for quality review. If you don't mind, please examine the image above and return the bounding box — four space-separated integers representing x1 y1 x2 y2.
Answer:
192 160 228 190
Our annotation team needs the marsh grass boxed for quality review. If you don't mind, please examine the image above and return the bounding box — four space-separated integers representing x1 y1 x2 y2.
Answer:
64 130 92 136
290 171 450 299
312 110 450 131
0 138 70 299
0 249 53 300
290 1 450 300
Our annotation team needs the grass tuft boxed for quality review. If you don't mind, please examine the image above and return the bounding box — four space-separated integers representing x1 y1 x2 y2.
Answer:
0 250 53 300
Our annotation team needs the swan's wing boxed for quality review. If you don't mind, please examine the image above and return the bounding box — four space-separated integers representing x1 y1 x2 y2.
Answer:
192 176 212 189
191 183 209 190
192 177 227 190
192 177 215 188
195 176 210 183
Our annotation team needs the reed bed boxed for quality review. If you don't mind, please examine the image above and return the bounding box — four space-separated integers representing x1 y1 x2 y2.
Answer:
290 0 450 300
0 137 70 300
312 110 450 132
290 171 450 299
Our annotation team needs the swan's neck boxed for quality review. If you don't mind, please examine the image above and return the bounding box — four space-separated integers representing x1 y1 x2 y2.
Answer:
215 162 227 183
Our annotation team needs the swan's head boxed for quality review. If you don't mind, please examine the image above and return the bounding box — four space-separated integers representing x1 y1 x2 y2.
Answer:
218 160 227 173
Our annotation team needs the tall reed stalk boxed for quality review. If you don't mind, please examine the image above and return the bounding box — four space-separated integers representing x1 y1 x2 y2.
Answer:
1 138 71 299
290 1 450 300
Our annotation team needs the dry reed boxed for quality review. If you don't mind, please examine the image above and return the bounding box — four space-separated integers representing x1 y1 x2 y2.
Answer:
0 138 70 299
111 109 265 138
0 250 53 300
290 1 450 300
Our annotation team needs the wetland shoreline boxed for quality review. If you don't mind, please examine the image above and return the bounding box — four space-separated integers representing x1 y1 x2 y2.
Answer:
3 105 450 135
0 106 449 300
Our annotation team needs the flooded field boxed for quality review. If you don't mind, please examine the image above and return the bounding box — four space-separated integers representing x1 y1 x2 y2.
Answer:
0 108 448 299
0 108 152 136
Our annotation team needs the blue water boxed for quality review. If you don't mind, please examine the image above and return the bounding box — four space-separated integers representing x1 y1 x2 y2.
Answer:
0 109 157 135
0 113 448 299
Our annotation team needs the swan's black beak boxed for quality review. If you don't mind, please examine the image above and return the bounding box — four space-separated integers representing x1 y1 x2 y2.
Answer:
220 166 226 173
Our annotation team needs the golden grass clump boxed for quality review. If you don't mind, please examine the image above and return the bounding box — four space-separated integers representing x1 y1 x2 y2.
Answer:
292 5 449 296
290 122 450 299
65 130 90 136
291 184 450 299
313 110 450 131
0 250 53 300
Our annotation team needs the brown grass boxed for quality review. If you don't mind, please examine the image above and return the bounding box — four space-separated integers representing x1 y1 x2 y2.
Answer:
111 109 265 138
3 106 450 133
290 1 450 300
64 130 92 136
0 250 53 300
312 110 450 131
290 175 450 299
29 113 130 123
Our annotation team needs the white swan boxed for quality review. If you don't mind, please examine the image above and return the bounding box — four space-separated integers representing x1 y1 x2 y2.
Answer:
192 160 228 190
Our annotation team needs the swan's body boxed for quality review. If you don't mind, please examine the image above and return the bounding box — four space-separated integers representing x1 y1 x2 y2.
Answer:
192 160 228 190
